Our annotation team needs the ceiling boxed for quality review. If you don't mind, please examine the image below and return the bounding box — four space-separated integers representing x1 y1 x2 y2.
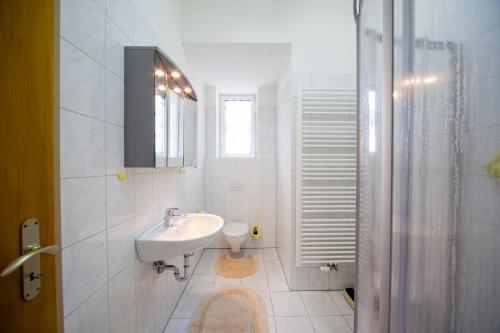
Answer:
184 42 291 94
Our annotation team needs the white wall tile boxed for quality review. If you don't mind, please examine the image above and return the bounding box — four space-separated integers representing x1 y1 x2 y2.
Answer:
135 257 153 297
106 0 135 40
61 177 106 247
106 175 134 228
108 263 135 328
61 0 105 64
60 110 105 178
136 283 155 332
60 2 206 331
309 269 329 290
204 87 277 248
105 71 125 126
62 231 107 315
132 10 153 45
105 17 133 79
60 40 105 120
291 267 310 290
106 124 124 175
64 284 109 333
134 210 154 238
107 219 135 278
134 173 153 215
110 305 136 333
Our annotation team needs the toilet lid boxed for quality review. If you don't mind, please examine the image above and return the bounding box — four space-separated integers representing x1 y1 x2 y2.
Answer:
223 222 249 237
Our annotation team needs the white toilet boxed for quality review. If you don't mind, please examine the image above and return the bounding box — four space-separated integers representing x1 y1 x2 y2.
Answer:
222 222 249 255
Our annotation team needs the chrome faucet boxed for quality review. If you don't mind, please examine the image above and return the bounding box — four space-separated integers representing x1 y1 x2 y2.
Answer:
165 208 181 227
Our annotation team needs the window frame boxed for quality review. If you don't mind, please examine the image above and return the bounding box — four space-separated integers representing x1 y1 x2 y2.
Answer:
219 94 256 158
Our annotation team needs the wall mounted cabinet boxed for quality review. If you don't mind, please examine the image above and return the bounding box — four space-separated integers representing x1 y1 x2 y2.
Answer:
124 46 197 168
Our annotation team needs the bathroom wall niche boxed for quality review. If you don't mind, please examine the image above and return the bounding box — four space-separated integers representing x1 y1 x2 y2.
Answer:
124 46 197 168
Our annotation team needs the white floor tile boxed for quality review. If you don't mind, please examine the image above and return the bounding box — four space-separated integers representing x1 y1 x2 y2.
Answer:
163 318 190 333
263 248 279 260
171 293 203 319
300 291 341 315
185 276 215 295
241 271 269 291
193 252 216 275
212 276 241 290
274 316 315 333
329 291 354 315
265 260 284 275
268 274 289 291
310 315 353 333
270 291 307 316
258 292 274 316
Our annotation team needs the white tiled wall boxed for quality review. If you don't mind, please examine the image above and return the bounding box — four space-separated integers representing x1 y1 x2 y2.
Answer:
59 0 205 332
277 72 356 291
204 86 278 249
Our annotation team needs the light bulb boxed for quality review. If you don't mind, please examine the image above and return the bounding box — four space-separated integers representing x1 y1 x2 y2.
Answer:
173 87 181 93
171 71 181 79
157 85 167 91
184 87 192 94
155 69 165 77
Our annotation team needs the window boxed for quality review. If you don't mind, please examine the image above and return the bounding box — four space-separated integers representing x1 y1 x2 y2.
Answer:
219 95 255 158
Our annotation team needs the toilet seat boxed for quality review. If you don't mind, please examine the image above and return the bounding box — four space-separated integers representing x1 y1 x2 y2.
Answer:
223 222 249 238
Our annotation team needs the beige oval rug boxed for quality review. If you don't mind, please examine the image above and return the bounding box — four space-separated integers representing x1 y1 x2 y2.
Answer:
188 286 269 333
214 251 258 278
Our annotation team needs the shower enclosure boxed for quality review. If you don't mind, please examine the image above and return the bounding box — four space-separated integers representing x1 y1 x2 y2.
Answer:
355 0 500 332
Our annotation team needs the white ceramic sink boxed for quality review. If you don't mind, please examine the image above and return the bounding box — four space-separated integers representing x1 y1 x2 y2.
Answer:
136 213 224 262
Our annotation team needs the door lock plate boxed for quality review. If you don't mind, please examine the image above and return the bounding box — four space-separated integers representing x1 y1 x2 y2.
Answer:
22 218 41 300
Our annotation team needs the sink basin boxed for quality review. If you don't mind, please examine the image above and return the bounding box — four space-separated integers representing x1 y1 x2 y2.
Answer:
136 213 224 262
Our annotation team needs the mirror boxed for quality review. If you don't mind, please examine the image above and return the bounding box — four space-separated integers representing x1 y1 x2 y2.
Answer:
183 99 197 167
167 89 184 167
125 47 198 169
154 72 168 168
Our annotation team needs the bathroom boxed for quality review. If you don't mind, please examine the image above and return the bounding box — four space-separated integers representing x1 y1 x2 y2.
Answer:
0 0 499 332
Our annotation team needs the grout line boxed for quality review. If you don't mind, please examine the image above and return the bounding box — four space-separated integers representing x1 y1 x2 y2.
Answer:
59 36 106 68
103 12 112 333
60 107 124 130
63 280 108 319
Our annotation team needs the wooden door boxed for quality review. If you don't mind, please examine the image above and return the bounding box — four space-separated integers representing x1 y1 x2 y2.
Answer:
0 1 61 332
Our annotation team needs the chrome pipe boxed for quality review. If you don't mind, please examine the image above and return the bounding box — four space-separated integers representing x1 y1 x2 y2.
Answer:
152 252 194 282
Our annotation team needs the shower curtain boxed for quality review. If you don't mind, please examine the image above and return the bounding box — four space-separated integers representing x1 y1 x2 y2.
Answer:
356 0 500 332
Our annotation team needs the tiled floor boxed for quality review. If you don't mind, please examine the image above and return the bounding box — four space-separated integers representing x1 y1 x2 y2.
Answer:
164 248 354 333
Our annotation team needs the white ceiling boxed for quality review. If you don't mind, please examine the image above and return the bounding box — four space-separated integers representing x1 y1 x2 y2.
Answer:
184 42 291 94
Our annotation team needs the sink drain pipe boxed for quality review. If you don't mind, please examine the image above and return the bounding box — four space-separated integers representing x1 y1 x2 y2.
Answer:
153 252 194 281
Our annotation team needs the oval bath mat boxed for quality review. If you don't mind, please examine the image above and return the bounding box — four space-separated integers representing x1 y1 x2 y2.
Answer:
214 251 258 278
187 286 269 333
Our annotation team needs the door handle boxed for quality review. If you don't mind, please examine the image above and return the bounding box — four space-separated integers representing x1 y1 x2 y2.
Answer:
1 244 59 277
3 218 59 300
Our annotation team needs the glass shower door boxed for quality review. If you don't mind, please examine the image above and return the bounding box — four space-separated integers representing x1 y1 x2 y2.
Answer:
355 0 392 332
357 0 499 331
391 0 500 332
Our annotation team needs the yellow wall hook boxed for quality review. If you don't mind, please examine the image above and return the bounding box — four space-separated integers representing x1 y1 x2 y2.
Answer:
116 169 129 181
486 152 500 178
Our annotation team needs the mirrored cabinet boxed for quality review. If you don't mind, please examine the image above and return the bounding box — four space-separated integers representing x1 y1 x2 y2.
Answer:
125 46 197 168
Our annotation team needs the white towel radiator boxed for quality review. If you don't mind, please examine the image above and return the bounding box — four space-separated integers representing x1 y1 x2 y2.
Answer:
296 88 357 266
